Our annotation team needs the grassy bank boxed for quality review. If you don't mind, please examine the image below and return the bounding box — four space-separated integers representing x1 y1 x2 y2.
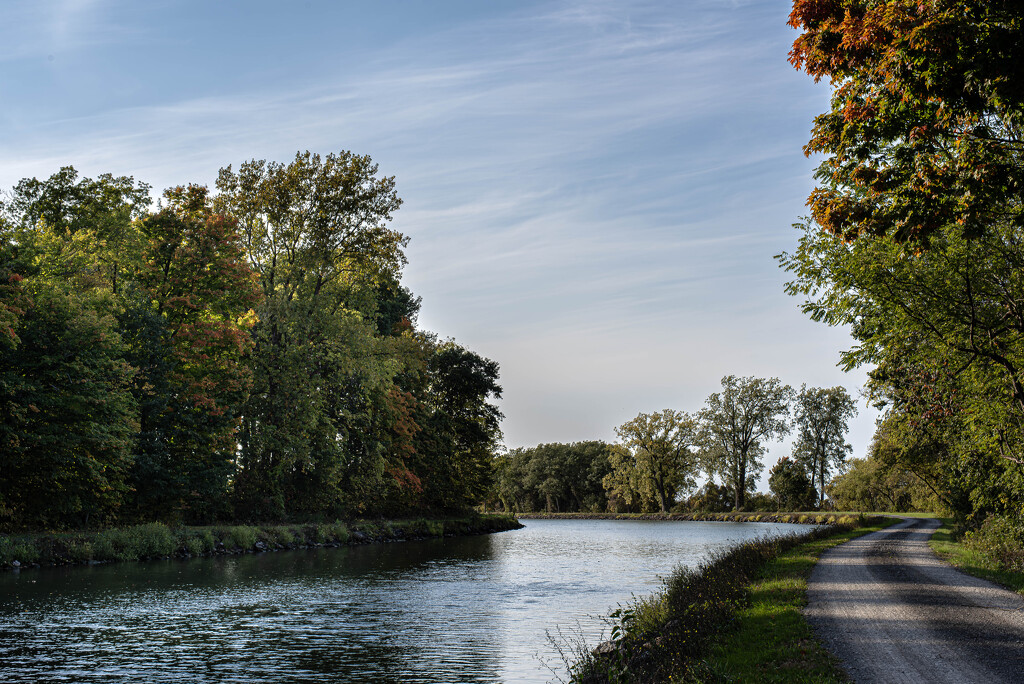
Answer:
0 514 522 570
566 515 892 683
517 511 861 525
929 519 1024 595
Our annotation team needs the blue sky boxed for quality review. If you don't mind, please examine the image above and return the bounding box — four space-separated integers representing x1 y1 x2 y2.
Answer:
0 0 879 487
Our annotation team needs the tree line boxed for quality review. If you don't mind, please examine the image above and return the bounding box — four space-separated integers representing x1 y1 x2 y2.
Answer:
782 0 1024 526
489 377 856 514
0 152 503 531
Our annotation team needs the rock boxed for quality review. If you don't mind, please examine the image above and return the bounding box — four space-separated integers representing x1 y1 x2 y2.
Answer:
11 560 20 567
594 640 618 656
254 541 267 551
352 531 368 543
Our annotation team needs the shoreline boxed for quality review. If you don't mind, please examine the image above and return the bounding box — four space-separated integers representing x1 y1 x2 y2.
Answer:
0 514 523 571
565 515 891 682
513 511 861 525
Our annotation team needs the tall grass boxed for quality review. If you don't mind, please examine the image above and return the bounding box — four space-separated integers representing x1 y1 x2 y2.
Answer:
0 514 522 569
568 520 872 683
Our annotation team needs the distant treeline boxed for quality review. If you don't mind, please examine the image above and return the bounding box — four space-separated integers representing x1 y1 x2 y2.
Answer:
488 377 859 514
0 152 503 531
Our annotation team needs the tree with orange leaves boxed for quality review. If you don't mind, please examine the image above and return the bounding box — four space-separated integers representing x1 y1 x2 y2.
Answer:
790 0 1024 243
785 2 1024 519
130 185 261 523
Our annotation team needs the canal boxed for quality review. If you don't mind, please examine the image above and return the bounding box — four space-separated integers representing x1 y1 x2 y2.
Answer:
0 518 813 682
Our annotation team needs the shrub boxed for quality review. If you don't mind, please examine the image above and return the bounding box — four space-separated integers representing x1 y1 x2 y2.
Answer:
93 523 174 561
178 528 215 556
223 526 257 550
0 537 41 566
132 523 176 558
65 539 94 563
260 525 297 547
327 522 349 543
963 514 1024 572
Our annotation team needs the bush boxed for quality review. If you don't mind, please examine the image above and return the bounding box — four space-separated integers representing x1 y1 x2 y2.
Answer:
963 514 1024 572
222 526 258 550
94 523 175 561
177 528 215 556
65 539 94 563
0 536 41 566
327 522 349 543
132 523 176 558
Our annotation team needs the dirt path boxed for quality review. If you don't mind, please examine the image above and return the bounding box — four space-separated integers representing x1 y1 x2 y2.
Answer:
804 517 1024 683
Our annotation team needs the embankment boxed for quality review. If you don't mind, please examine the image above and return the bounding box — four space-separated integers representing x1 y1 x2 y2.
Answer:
0 514 522 571
564 514 889 683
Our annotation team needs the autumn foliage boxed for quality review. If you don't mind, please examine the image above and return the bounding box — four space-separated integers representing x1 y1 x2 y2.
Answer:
790 0 1024 242
0 156 503 531
784 2 1024 522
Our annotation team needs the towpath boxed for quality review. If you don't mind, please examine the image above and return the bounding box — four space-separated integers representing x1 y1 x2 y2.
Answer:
805 517 1024 683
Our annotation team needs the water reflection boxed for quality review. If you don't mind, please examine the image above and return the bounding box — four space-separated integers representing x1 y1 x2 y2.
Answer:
0 519 812 682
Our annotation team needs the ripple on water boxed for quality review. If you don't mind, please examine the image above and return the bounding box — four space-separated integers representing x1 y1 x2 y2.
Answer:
0 519 813 683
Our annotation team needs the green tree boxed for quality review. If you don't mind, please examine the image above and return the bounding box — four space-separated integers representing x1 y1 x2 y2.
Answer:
681 481 733 513
779 219 1024 517
698 376 794 511
0 266 137 530
413 341 503 511
828 455 940 514
0 166 150 294
214 151 407 520
490 441 614 513
792 385 856 507
605 409 699 513
768 457 817 512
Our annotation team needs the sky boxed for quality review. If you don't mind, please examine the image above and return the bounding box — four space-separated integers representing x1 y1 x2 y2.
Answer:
0 0 880 488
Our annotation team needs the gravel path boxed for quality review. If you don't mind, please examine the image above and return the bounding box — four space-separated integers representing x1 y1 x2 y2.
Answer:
804 517 1024 683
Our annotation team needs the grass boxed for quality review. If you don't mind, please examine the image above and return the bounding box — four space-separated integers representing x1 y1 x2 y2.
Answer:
566 515 894 683
0 513 522 569
928 518 1024 595
697 518 894 683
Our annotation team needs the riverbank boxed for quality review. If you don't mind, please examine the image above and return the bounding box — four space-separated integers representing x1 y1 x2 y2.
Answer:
565 515 891 683
516 511 861 525
0 514 522 570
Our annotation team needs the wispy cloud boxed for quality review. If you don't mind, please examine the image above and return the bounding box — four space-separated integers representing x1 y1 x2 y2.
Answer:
0 0 875 477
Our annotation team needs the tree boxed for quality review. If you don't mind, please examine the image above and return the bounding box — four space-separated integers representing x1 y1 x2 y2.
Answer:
769 457 817 512
789 0 1024 244
215 151 408 520
0 265 137 530
413 341 504 511
129 185 261 523
490 442 614 513
779 219 1024 517
681 481 733 513
828 455 939 513
698 376 794 511
0 166 151 294
606 409 699 513
786 1 1024 521
792 385 856 506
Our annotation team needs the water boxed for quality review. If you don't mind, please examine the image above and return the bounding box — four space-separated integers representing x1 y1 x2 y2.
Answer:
0 519 812 682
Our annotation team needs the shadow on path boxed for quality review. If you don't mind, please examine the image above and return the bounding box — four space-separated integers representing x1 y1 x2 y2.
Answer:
805 517 1024 684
